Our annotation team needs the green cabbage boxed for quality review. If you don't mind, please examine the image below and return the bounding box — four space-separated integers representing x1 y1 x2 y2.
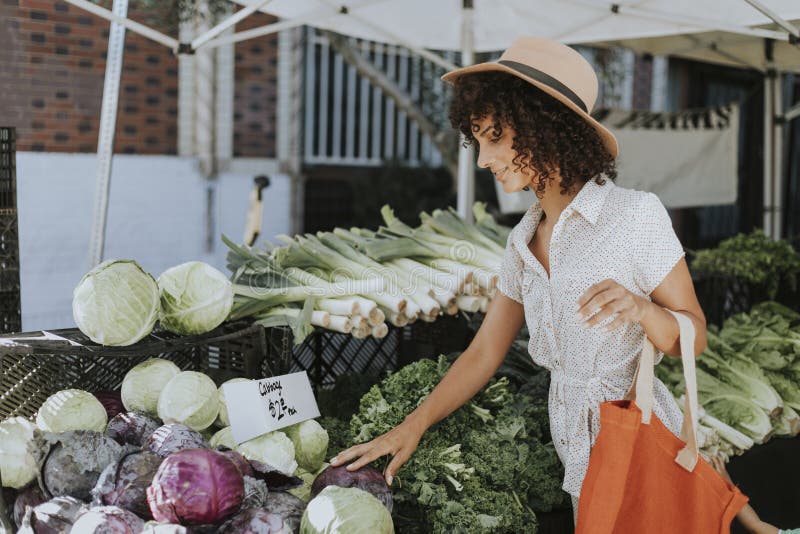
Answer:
216 378 251 428
284 420 329 472
301 486 394 534
236 431 297 475
157 371 220 431
157 261 234 335
210 427 237 450
72 259 160 346
0 417 39 488
289 463 329 503
36 389 108 433
122 358 181 415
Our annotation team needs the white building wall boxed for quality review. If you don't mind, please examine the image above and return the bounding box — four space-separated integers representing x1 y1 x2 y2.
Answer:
15 153 290 331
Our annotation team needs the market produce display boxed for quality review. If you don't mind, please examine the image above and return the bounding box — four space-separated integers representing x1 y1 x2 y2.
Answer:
317 350 566 534
0 358 414 533
690 230 800 299
656 301 800 462
224 203 508 342
71 261 234 346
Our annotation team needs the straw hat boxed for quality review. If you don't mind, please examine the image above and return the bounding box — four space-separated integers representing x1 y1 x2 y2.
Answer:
442 37 619 158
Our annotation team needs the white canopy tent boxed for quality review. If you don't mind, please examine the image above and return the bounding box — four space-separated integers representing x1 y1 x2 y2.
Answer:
63 0 800 264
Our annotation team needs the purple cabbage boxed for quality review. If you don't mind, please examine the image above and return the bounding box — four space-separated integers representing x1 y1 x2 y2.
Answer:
146 448 244 525
41 431 125 501
18 496 87 534
140 523 189 533
218 508 291 534
106 411 160 446
142 424 208 458
70 505 144 533
93 391 126 419
261 492 305 533
217 448 254 478
241 477 269 509
92 451 162 518
311 465 393 512
248 459 303 491
13 485 47 528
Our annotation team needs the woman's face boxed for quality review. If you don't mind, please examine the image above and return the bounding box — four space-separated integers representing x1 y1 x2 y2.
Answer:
472 115 535 194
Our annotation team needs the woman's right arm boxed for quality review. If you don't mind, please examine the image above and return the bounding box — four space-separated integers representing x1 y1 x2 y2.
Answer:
329 292 526 485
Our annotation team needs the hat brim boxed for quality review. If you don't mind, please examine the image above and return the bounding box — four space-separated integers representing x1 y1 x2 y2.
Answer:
442 62 619 159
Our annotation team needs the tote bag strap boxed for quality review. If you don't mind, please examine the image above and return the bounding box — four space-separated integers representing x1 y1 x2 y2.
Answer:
630 309 699 472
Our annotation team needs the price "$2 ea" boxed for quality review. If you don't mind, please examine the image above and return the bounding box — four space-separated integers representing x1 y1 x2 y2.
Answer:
259 379 298 421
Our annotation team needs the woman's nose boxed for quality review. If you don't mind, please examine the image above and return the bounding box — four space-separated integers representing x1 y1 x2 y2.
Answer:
476 147 493 169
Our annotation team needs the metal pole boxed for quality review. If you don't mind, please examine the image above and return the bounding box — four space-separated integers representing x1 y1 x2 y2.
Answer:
456 0 475 223
191 0 273 50
89 0 128 268
773 71 783 239
743 0 800 39
762 39 774 238
64 0 177 49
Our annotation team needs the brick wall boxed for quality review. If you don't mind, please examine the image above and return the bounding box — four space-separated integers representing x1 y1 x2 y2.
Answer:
0 0 181 154
233 10 278 158
0 1 280 156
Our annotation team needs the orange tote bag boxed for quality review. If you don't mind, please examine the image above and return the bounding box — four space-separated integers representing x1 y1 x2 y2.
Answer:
575 310 748 534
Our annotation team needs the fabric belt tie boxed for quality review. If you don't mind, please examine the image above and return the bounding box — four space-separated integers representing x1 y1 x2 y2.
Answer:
551 369 628 497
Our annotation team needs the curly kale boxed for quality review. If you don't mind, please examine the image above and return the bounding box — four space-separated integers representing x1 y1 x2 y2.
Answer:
348 355 568 533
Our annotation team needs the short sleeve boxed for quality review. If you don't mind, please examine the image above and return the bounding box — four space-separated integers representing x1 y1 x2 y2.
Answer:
497 230 524 304
632 193 685 295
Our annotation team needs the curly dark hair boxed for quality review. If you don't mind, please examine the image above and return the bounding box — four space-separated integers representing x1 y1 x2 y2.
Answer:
448 71 616 198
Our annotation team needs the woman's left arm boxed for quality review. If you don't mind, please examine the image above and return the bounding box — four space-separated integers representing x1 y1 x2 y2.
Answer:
576 257 707 357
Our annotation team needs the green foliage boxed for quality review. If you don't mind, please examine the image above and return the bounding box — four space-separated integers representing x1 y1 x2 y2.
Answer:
690 230 800 298
349 356 568 533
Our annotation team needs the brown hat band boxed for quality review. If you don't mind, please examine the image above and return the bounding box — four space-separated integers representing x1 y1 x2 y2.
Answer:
498 59 588 113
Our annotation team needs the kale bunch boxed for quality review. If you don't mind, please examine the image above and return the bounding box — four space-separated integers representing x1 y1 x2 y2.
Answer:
349 356 568 533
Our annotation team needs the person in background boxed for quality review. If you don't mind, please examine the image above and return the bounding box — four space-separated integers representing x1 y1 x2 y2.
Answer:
711 456 799 534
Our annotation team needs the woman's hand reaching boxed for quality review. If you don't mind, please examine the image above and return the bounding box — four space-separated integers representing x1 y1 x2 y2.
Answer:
329 416 427 486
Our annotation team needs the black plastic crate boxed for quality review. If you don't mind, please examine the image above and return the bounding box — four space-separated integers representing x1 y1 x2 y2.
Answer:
0 320 267 419
0 127 15 209
693 273 800 326
400 313 475 366
264 325 402 391
263 314 477 391
0 127 20 334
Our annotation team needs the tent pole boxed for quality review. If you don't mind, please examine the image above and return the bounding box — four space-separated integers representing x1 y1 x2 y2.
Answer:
191 0 273 50
456 0 475 223
88 0 128 268
64 0 177 49
565 0 789 42
773 70 783 239
762 39 775 239
743 0 800 39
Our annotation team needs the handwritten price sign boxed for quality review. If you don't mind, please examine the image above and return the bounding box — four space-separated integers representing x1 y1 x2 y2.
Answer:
224 372 320 445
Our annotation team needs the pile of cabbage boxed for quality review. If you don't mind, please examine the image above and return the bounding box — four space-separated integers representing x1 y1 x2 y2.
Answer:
72 260 235 346
656 301 800 462
0 359 395 533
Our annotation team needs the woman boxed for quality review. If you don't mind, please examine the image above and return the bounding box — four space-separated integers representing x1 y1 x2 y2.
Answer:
330 37 708 522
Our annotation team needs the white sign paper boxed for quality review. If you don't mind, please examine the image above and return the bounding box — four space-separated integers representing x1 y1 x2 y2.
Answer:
224 371 320 445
